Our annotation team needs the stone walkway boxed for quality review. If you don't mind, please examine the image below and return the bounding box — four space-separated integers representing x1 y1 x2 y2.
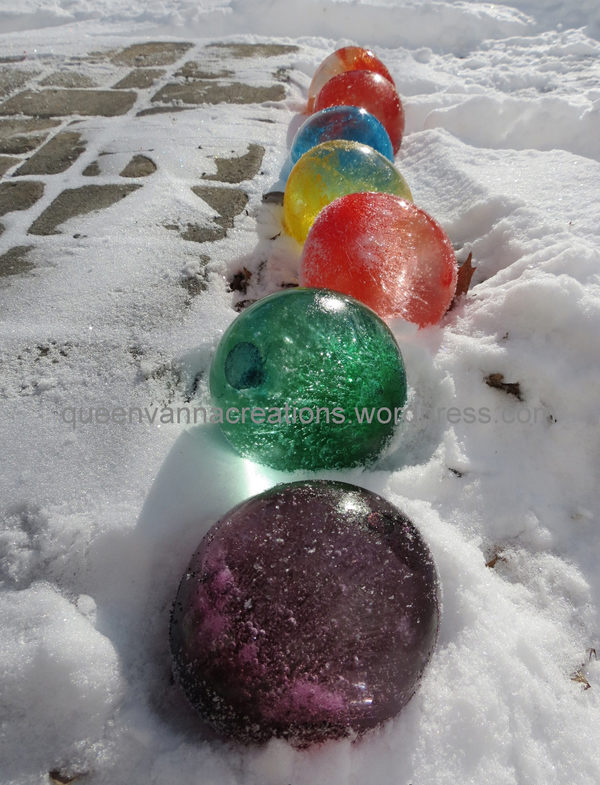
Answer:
0 40 296 278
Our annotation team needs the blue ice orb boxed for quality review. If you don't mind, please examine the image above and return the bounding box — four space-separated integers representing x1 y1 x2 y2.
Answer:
290 105 395 164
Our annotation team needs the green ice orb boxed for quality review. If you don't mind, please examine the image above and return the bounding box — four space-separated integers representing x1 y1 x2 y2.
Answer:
209 288 407 470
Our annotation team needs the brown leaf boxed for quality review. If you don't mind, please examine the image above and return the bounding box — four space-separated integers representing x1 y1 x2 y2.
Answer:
485 373 523 401
449 252 475 310
570 670 592 690
229 266 252 293
233 298 256 312
485 553 507 569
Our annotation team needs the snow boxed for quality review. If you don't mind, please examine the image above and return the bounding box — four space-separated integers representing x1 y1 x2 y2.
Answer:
1 0 600 783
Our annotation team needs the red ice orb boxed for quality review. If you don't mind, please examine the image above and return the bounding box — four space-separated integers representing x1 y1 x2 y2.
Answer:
307 46 395 112
300 193 457 327
170 480 440 746
314 70 405 153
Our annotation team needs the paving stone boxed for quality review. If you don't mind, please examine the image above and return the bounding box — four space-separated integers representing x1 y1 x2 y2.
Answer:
111 42 193 67
113 69 166 89
136 105 192 117
181 255 210 296
40 71 98 88
167 221 226 244
0 181 44 217
0 89 137 118
151 80 285 106
167 186 248 244
15 131 86 175
28 184 141 235
0 155 19 177
206 43 299 58
0 133 48 155
192 185 248 228
82 161 101 176
120 154 157 178
202 143 264 184
0 68 34 98
0 118 60 140
79 51 112 64
175 61 234 80
0 245 36 277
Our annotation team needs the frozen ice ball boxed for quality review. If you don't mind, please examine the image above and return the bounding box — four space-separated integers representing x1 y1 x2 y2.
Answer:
307 46 395 112
314 70 405 153
300 193 458 327
290 105 394 164
208 288 407 470
170 480 440 746
283 140 412 244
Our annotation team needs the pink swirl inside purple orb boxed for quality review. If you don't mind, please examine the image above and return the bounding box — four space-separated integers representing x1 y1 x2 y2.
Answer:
170 481 440 746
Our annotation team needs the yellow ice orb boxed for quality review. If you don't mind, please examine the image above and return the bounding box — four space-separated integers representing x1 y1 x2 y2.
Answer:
283 140 412 244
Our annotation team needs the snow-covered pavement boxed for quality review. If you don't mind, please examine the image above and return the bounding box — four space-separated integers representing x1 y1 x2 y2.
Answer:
1 2 600 783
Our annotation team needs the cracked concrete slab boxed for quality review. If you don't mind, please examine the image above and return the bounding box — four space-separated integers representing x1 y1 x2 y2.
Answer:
111 42 193 67
206 43 299 58
151 80 285 106
0 89 137 118
15 131 86 175
28 184 141 235
202 143 264 183
0 245 35 278
0 181 45 216
113 69 166 89
120 154 157 177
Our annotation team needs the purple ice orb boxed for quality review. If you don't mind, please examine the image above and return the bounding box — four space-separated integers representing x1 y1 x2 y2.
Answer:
170 480 440 746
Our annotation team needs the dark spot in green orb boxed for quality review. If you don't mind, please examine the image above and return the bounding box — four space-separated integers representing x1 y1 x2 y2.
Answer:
224 341 265 389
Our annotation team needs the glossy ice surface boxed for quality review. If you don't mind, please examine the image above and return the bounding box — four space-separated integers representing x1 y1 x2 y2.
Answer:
283 140 412 244
290 105 394 164
307 46 395 112
209 288 407 470
301 193 458 327
314 70 405 153
170 480 440 746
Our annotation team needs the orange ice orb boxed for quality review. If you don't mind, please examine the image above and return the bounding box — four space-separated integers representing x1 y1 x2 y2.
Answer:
307 46 395 112
300 192 458 327
315 70 405 153
283 140 412 244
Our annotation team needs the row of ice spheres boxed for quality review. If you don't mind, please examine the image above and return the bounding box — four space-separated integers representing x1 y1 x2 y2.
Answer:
169 48 441 748
285 47 457 327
